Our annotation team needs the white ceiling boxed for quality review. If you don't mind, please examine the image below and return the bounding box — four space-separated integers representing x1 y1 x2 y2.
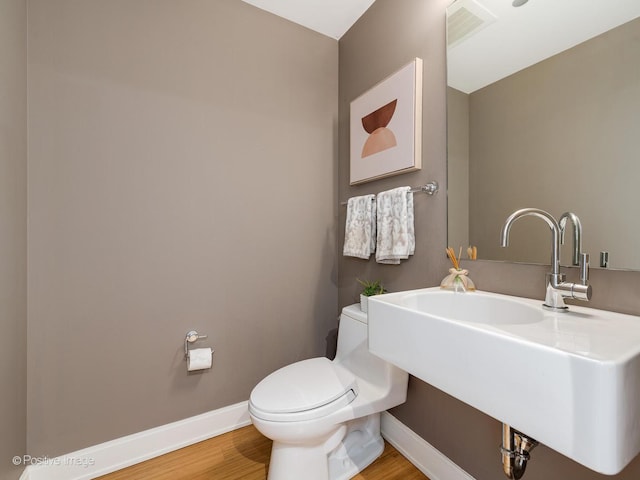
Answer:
241 0 376 40
448 0 640 93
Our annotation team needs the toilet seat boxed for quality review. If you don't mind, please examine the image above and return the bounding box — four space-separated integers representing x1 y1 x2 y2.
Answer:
249 357 358 422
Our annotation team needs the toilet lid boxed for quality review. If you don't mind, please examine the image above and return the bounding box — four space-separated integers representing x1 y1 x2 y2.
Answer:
250 357 357 416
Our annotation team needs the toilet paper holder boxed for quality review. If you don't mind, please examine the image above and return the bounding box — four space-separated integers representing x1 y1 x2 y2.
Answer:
184 330 210 359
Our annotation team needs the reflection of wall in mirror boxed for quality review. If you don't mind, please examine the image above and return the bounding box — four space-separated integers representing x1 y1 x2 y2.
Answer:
448 17 640 269
447 88 470 253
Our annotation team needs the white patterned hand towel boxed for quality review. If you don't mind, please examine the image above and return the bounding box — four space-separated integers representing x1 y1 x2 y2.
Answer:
376 187 415 264
343 194 376 259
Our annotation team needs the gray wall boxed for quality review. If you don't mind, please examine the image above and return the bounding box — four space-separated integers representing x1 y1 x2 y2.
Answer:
446 86 469 250
467 17 640 269
339 1 640 479
0 0 27 478
27 0 338 456
339 0 449 302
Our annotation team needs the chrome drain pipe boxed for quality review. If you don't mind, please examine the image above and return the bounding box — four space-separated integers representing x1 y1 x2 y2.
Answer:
501 424 538 479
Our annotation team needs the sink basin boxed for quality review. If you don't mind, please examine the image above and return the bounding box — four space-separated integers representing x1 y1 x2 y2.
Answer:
398 288 543 325
368 287 640 475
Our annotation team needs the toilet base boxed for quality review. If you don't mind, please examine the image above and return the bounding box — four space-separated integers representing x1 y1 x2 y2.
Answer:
267 424 346 480
328 413 384 480
265 414 384 480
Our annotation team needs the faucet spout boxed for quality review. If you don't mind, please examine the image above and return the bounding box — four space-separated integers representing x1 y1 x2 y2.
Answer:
500 208 561 276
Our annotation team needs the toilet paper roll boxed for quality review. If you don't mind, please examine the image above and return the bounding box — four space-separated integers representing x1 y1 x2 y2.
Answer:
187 348 213 371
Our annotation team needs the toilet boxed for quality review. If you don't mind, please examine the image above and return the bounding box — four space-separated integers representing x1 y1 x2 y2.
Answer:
249 304 409 480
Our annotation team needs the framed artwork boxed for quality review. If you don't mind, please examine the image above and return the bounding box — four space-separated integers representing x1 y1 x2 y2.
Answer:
349 58 423 185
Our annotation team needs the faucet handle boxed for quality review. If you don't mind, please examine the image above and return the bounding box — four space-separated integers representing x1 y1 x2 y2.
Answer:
579 253 590 285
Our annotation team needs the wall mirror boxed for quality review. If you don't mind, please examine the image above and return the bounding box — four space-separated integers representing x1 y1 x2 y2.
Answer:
446 0 640 270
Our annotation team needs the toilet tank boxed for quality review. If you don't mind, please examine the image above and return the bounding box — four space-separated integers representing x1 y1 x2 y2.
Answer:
335 304 403 388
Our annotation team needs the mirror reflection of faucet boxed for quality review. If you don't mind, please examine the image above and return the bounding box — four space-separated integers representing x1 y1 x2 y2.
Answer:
500 208 592 312
558 212 582 266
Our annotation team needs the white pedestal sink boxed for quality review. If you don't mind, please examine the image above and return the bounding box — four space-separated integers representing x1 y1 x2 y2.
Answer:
368 287 640 475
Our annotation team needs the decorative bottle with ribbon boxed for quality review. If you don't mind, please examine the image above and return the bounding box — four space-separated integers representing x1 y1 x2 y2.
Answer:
440 268 476 292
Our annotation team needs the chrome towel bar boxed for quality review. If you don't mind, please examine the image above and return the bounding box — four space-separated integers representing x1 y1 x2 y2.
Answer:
339 181 438 206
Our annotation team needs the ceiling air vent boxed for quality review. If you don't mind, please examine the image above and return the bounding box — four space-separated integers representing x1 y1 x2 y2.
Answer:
447 0 497 48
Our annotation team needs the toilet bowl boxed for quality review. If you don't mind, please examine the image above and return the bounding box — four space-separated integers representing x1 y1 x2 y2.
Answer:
249 304 409 480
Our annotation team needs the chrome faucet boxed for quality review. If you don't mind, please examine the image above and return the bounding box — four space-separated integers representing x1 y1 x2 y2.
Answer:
500 208 591 311
558 212 582 266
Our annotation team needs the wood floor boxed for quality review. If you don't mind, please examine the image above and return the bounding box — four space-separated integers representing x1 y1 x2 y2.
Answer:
96 424 429 480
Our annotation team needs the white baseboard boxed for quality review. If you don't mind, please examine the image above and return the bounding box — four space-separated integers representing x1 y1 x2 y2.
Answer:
20 401 251 480
19 403 472 480
381 412 476 480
